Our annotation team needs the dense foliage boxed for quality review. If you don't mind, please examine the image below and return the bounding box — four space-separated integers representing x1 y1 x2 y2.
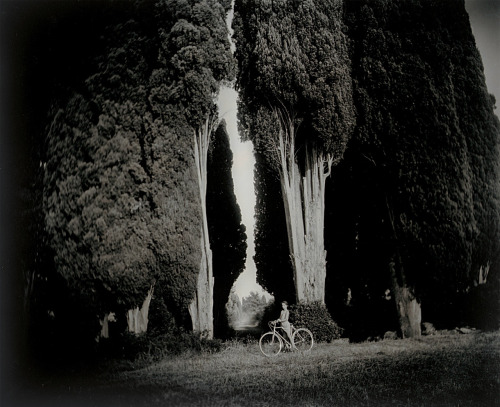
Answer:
234 0 354 153
234 0 355 302
42 1 202 327
325 0 500 334
22 0 238 350
289 302 344 343
9 0 499 365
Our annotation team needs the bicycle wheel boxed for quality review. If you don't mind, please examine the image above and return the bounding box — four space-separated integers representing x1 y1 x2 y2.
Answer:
259 332 282 357
292 328 314 353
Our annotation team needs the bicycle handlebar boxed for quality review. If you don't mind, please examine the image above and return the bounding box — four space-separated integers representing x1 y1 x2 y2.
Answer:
269 320 297 331
269 320 289 329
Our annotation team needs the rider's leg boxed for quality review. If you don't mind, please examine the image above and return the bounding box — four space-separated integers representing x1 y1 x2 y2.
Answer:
282 322 292 345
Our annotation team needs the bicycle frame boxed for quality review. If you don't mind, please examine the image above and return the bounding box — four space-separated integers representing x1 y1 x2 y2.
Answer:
268 321 294 348
259 321 314 357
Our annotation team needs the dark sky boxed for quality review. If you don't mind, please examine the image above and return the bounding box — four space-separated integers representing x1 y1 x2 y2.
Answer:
465 0 500 112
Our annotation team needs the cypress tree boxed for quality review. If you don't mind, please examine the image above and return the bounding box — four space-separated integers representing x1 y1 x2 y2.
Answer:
207 122 247 337
152 0 236 337
329 0 500 337
235 0 355 303
41 0 236 341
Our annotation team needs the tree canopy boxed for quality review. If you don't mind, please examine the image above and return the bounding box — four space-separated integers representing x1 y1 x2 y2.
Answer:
234 0 355 303
41 0 237 334
325 0 500 334
12 0 500 355
235 0 354 162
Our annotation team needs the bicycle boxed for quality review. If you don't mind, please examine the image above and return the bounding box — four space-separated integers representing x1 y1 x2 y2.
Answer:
259 321 314 357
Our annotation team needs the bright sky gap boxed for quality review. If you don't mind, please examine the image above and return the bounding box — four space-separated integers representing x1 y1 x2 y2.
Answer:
217 3 269 300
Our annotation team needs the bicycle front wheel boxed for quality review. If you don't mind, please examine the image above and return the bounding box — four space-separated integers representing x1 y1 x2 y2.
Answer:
292 328 314 353
259 332 282 357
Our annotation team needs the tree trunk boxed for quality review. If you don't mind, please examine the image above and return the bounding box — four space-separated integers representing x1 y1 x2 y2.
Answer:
100 313 110 338
385 196 421 338
389 260 421 338
189 232 214 338
127 284 155 334
276 112 332 303
189 118 215 338
476 262 489 285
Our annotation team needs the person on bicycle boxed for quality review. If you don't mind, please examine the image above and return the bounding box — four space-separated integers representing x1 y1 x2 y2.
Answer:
275 301 291 342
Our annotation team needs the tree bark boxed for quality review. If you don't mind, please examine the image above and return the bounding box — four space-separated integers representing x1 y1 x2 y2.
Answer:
127 284 155 334
389 260 421 338
100 313 110 338
385 195 421 338
188 232 214 338
189 117 215 338
476 262 489 285
275 111 331 303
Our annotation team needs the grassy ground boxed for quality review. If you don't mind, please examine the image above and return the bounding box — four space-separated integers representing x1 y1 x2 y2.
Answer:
12 331 500 407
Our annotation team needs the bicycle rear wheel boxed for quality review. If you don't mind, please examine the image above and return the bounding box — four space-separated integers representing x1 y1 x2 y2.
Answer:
292 328 314 353
259 332 282 357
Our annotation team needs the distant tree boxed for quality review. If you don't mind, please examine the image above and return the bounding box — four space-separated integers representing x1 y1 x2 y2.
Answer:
207 122 247 337
242 291 268 324
225 288 242 327
235 0 355 303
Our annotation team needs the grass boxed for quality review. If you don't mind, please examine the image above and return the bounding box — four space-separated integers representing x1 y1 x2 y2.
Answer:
12 331 500 407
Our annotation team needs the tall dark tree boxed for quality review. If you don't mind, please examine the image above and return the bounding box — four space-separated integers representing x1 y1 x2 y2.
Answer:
6 1 143 358
151 0 236 337
42 2 202 335
207 121 247 337
40 0 236 341
327 0 500 337
252 151 295 303
235 0 355 303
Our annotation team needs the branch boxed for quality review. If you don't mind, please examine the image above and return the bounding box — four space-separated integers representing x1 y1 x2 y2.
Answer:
323 154 334 179
361 153 377 167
